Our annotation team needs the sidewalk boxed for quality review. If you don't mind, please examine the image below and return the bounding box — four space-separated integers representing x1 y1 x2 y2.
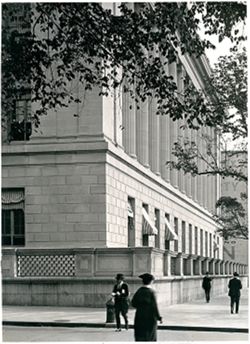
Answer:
2 290 248 333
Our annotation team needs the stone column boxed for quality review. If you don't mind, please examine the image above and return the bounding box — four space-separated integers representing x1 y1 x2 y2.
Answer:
206 127 211 211
201 127 206 207
164 252 171 276
185 126 192 197
169 62 178 188
215 131 221 210
202 127 208 209
136 98 149 168
149 97 160 175
177 62 185 193
191 128 198 202
160 114 171 182
122 83 137 158
211 128 216 214
160 55 170 182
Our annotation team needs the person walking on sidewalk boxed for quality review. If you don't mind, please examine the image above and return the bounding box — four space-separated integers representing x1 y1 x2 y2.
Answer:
202 272 212 303
131 273 162 341
112 273 129 331
228 272 242 314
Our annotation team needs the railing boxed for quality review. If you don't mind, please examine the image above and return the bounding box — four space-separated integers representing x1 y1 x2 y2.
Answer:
2 247 248 278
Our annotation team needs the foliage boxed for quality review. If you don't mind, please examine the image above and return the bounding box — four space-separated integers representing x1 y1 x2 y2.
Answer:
167 49 247 240
215 196 248 239
2 2 247 238
1 2 247 132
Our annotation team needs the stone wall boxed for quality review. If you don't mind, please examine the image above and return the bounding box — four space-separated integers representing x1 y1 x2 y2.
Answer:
2 247 247 307
2 275 248 307
2 142 108 248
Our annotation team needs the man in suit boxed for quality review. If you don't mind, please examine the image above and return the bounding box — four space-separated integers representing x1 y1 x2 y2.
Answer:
202 271 212 303
228 272 242 314
112 273 130 331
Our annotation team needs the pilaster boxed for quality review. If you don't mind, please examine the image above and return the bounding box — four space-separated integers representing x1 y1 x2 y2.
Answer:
136 98 149 168
149 97 160 175
122 83 137 158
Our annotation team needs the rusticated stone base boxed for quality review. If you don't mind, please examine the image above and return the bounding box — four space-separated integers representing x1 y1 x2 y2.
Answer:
2 275 248 307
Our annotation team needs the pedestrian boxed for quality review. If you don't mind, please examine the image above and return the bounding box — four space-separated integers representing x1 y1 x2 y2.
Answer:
202 271 212 303
131 273 162 341
228 272 242 314
112 273 129 331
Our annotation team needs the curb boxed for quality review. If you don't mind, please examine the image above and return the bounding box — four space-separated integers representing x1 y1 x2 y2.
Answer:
2 321 248 333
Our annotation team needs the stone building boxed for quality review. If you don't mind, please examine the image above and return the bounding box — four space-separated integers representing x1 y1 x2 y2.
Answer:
221 151 248 266
2 3 247 307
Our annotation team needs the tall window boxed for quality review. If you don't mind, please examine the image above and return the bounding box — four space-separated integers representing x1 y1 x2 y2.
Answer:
174 217 178 252
182 221 186 253
142 203 149 246
165 213 170 250
10 96 32 141
189 224 192 254
127 197 135 247
2 188 25 246
154 209 160 248
217 236 220 258
209 233 212 257
200 229 203 256
195 226 198 255
205 231 208 257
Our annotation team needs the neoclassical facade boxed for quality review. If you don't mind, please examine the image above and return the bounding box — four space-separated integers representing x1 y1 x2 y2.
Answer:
2 2 247 307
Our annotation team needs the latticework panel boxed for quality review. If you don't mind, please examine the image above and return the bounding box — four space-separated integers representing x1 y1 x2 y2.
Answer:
17 254 76 277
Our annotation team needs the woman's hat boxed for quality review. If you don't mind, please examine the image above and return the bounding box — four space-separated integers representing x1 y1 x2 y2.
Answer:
139 273 154 283
116 273 124 280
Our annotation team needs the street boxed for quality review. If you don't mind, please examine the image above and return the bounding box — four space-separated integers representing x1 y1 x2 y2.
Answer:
2 326 248 342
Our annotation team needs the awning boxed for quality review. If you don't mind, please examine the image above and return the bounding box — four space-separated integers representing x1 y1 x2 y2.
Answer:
2 189 24 210
165 217 178 241
142 208 158 235
128 200 134 218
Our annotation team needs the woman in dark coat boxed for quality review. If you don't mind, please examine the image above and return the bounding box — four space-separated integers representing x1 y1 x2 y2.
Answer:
131 273 162 341
112 273 129 331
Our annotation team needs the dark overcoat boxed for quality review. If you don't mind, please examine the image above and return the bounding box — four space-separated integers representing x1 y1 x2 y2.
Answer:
131 286 161 341
112 282 129 312
228 278 242 297
202 276 212 290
